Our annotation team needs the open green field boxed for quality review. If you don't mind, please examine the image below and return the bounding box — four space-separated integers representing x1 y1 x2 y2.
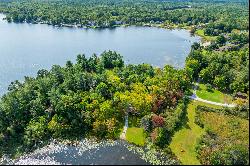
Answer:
169 100 223 165
126 127 146 146
195 29 217 41
196 83 233 104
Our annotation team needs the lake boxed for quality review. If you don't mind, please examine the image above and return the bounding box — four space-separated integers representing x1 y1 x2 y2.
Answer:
0 13 200 96
1 139 178 165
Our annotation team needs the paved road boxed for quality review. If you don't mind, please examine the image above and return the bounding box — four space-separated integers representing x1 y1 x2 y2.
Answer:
189 82 236 108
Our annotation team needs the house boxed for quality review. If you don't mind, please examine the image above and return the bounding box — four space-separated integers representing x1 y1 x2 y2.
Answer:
202 41 211 47
235 92 248 100
215 44 239 51
115 21 123 25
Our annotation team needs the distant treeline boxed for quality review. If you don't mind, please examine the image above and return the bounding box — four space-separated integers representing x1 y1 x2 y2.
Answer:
0 0 248 32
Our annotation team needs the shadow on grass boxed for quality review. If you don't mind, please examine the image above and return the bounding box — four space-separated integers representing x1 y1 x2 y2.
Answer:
176 100 191 130
166 99 191 145
207 89 214 93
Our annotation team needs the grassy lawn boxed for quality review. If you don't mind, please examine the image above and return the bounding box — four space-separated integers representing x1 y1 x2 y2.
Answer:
169 101 224 165
196 83 233 104
126 127 146 146
195 29 217 41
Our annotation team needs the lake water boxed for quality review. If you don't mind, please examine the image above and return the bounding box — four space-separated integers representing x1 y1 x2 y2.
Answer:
0 13 200 96
0 13 197 165
1 139 178 165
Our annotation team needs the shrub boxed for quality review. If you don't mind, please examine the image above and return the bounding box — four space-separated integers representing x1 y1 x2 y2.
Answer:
210 145 249 165
141 114 153 132
92 120 107 138
105 118 117 138
152 115 165 128
206 83 213 92
151 127 170 147
24 116 49 147
150 128 158 143
196 105 249 119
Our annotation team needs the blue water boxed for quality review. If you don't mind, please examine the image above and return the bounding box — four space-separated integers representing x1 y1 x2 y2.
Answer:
0 14 200 96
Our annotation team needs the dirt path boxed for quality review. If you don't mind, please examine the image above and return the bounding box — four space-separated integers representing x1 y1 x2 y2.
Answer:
120 115 128 140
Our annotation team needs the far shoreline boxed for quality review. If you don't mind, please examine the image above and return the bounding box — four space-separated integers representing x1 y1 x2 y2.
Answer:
0 13 202 43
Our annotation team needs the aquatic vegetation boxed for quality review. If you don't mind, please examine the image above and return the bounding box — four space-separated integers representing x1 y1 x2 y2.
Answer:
1 139 120 165
125 143 179 165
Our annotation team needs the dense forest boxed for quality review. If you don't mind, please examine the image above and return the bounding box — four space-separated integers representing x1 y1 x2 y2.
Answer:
186 45 249 94
0 0 249 165
0 0 248 33
0 51 190 156
0 49 248 163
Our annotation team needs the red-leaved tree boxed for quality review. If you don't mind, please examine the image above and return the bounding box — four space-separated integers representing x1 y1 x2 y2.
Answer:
152 115 165 127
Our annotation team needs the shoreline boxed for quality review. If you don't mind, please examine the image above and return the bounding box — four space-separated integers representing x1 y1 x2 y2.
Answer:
0 12 201 97
0 13 202 42
0 138 178 165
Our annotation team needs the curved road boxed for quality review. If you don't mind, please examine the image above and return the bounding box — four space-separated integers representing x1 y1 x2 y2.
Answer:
171 83 236 164
120 83 236 140
189 83 236 108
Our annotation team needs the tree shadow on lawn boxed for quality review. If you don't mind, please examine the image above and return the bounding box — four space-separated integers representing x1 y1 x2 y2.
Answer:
177 100 190 130
166 100 191 147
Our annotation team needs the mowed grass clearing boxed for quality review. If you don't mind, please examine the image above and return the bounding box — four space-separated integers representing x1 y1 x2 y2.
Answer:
126 127 146 146
169 100 223 165
196 83 233 104
195 29 217 41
